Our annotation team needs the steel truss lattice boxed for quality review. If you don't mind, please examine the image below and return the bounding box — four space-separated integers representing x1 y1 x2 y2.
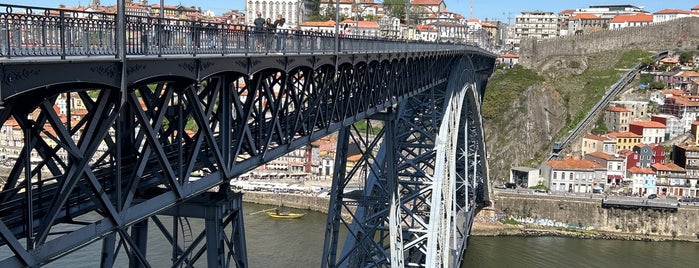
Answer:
0 50 495 267
321 58 491 268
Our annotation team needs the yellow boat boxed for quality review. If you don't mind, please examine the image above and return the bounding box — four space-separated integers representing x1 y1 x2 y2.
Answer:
266 211 305 219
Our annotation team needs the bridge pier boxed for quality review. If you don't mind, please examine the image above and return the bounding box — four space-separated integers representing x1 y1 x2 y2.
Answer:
157 191 248 268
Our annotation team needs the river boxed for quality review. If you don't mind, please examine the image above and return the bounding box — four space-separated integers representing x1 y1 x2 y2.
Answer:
2 202 698 267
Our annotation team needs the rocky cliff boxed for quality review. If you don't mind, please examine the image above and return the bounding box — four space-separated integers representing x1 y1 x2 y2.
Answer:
483 51 643 183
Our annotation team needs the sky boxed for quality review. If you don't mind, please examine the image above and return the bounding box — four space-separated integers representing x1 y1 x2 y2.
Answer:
5 0 699 22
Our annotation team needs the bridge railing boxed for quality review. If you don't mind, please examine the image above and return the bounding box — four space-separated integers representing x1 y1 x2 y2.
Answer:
0 4 474 59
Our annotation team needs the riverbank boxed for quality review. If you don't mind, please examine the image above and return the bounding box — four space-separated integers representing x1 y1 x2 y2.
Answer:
241 191 699 243
471 214 699 243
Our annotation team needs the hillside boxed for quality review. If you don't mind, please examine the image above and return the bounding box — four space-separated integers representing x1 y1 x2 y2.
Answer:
482 50 652 183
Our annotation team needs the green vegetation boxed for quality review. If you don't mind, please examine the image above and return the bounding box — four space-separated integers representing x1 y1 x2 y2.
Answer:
529 184 549 191
553 50 651 141
482 65 543 122
591 117 608 135
499 218 521 225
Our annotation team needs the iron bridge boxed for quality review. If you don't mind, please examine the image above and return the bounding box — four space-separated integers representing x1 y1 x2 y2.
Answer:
0 4 496 268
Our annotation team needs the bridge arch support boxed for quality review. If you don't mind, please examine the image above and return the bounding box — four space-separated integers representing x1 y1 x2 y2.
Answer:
321 56 491 268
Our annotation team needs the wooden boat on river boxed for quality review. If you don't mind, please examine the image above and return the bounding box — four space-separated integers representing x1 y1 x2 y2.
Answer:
266 210 305 219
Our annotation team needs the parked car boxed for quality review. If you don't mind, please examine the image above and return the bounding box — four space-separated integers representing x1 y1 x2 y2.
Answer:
648 194 657 199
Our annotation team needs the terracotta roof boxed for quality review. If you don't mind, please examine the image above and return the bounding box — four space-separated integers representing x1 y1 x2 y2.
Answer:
660 57 679 64
499 53 518 59
668 96 699 106
630 121 665 128
559 9 575 15
610 13 653 23
652 162 685 172
693 5 699 11
607 106 629 112
584 134 609 142
586 151 616 160
357 21 379 28
412 0 442 6
570 13 600 20
347 154 362 162
654 9 692 15
468 18 480 23
545 157 603 170
607 131 642 138
676 71 699 78
627 167 655 175
300 20 336 27
662 89 683 96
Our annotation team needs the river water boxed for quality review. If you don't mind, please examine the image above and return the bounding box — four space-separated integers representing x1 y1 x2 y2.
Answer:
2 202 698 267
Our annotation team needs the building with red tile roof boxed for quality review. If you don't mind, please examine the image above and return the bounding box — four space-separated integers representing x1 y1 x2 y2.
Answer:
604 105 630 132
607 132 642 152
609 13 653 29
541 157 605 193
653 9 695 23
585 151 626 185
581 134 615 156
651 162 687 197
627 166 657 196
629 121 666 144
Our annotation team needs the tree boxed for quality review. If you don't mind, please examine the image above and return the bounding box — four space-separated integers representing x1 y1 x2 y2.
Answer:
679 52 693 65
383 0 407 20
640 56 654 71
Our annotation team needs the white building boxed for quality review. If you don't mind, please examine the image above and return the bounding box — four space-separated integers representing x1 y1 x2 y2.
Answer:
627 166 657 196
584 151 626 186
629 121 666 144
247 0 307 27
651 114 684 141
653 9 696 23
541 157 605 193
609 13 654 29
513 11 558 50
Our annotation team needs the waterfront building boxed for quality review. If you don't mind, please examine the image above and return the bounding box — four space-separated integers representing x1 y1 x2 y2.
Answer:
604 106 630 132
607 131 642 152
629 121 666 144
627 166 657 196
671 143 699 196
651 162 692 197
509 167 541 188
512 11 558 50
541 157 604 193
584 151 626 186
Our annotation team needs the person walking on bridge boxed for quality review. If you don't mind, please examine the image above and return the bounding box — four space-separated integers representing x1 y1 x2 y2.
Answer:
253 12 265 51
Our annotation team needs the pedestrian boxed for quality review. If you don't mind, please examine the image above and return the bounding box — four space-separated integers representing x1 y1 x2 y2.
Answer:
265 18 275 50
274 14 289 51
253 11 265 51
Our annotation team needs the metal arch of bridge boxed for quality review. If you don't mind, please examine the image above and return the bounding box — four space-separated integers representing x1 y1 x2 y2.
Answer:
321 57 491 268
0 49 495 266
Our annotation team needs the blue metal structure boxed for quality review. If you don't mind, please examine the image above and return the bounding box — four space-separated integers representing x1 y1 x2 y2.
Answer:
0 4 495 267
